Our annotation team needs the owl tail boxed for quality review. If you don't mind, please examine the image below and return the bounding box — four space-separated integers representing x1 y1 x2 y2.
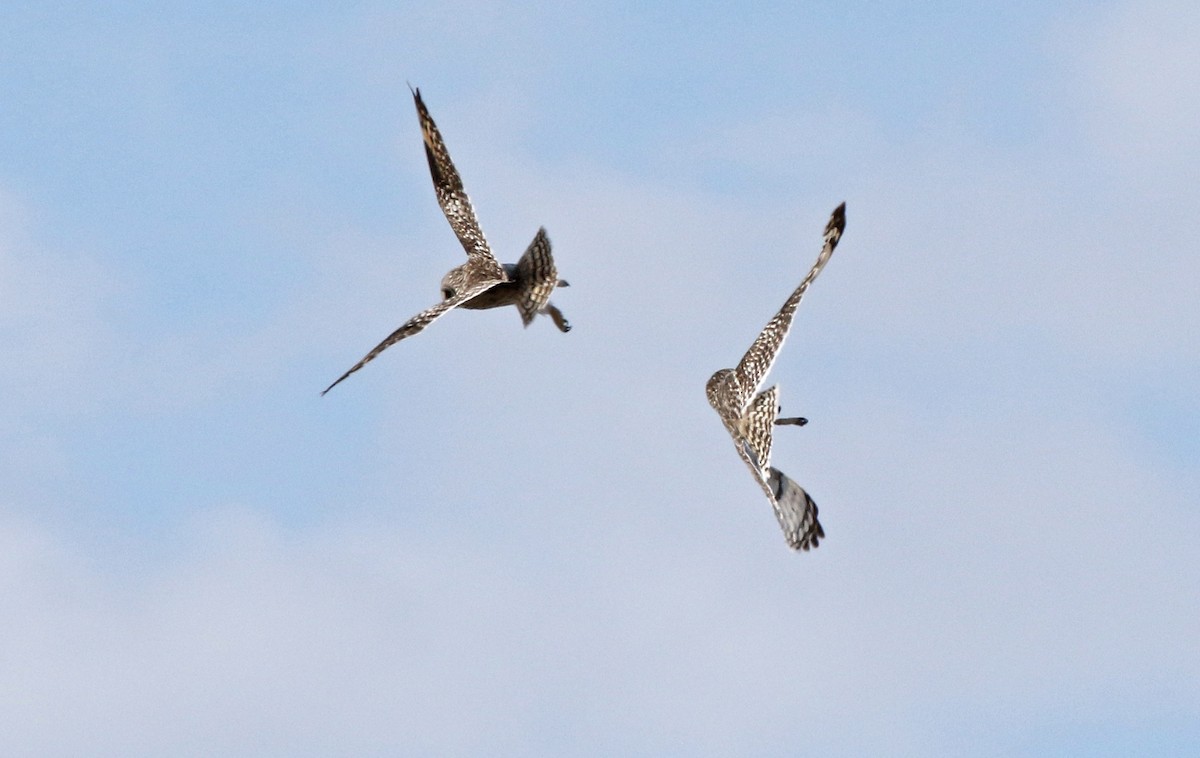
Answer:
516 227 570 331
767 467 824 551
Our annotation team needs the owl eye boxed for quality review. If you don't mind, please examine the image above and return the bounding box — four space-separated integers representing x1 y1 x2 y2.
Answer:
442 287 455 300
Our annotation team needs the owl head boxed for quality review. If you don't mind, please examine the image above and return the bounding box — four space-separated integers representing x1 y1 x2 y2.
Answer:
439 265 471 301
705 369 736 411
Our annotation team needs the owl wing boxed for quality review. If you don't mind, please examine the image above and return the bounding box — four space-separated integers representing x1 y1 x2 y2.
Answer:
725 421 824 552
730 203 845 409
411 87 504 281
766 467 824 551
737 386 780 473
322 278 501 395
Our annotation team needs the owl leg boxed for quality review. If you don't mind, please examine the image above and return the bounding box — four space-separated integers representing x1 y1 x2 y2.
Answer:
542 302 571 333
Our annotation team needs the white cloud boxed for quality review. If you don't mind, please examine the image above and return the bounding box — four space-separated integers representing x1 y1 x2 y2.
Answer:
1 383 1196 757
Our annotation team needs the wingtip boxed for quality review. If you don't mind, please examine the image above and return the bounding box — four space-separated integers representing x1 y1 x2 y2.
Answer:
410 84 427 114
320 375 345 396
769 466 825 552
829 201 846 229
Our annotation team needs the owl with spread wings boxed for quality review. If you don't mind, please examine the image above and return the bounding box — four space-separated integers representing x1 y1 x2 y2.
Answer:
706 203 846 550
323 87 569 396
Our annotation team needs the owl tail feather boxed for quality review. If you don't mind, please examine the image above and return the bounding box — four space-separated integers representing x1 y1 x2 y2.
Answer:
516 228 570 332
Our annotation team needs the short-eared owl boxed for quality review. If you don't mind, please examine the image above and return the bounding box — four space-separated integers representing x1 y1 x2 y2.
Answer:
323 87 570 395
706 203 846 550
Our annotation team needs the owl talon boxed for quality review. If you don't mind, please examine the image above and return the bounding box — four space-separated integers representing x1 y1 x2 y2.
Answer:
543 303 571 333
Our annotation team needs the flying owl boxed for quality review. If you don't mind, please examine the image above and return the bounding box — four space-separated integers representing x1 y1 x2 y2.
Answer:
706 203 846 550
323 87 570 395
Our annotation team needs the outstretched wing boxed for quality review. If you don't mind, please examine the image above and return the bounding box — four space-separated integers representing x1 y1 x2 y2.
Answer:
321 281 499 395
410 86 503 279
729 202 845 410
767 467 824 551
514 227 558 326
726 422 824 552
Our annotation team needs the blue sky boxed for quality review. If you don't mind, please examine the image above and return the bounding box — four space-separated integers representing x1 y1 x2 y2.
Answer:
2 1 1197 755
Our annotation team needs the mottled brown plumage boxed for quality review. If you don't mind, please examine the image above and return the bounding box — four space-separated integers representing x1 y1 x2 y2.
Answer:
706 203 845 550
323 87 569 396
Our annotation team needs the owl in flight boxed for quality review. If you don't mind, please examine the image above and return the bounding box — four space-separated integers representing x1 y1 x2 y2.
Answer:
323 87 570 395
706 203 846 550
